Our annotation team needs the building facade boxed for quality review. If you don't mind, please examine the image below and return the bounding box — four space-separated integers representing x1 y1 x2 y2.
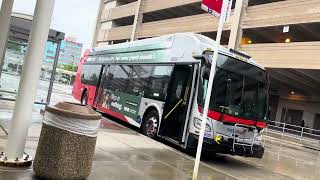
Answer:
44 37 83 66
3 36 81 79
92 0 320 130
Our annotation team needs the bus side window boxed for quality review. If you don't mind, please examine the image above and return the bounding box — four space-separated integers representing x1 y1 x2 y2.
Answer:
129 65 153 97
106 65 131 93
146 66 173 101
81 64 101 86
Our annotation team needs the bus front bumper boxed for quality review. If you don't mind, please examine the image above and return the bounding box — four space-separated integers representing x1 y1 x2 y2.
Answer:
187 133 264 158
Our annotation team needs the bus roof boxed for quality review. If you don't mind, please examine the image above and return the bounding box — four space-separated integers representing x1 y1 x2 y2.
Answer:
88 33 265 70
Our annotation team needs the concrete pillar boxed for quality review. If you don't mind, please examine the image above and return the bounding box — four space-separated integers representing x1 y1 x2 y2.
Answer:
130 0 144 41
0 0 14 79
92 0 105 47
228 0 248 50
6 0 55 160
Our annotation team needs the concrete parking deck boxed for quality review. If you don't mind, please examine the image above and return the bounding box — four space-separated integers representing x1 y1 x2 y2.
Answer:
0 108 235 180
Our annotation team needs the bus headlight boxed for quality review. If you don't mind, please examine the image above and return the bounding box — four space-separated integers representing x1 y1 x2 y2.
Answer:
193 118 211 132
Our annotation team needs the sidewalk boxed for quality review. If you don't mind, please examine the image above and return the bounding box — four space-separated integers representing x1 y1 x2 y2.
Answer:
0 108 236 180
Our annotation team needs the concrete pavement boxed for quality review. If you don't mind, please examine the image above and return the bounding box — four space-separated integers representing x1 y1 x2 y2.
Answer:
0 108 235 180
0 99 319 180
0 73 77 105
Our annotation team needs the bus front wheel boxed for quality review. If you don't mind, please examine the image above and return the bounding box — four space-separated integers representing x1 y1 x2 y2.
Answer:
81 91 88 105
141 110 159 139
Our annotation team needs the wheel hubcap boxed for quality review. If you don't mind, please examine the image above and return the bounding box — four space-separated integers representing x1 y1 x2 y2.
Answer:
146 117 157 137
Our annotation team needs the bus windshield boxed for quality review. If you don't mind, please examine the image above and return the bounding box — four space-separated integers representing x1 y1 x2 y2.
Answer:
198 54 268 121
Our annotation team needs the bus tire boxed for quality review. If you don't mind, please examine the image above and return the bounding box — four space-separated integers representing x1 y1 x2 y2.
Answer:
141 110 159 139
81 90 88 105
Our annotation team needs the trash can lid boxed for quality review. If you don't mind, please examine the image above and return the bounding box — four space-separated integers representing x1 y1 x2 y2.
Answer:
45 102 101 120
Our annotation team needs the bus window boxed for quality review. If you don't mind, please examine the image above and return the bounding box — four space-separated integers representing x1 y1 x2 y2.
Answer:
242 78 267 119
199 67 268 120
129 65 153 97
153 66 173 76
81 64 101 86
106 65 131 92
146 66 173 101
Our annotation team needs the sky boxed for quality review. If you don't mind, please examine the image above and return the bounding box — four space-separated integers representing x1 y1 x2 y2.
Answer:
0 0 100 55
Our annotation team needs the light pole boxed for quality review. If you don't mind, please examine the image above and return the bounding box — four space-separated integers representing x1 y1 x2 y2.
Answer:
70 55 75 85
71 55 75 67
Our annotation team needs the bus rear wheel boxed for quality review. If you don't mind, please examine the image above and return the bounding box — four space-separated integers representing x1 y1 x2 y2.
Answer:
141 110 159 139
81 91 88 105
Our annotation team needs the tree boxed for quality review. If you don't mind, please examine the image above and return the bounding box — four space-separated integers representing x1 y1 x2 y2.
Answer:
61 64 77 72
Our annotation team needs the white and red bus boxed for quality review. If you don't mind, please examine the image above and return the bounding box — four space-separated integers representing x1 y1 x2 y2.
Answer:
73 33 268 158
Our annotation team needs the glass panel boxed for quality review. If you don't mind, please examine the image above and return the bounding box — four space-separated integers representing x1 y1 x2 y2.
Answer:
153 66 173 76
217 54 267 82
210 68 228 110
101 65 172 102
228 72 244 116
148 66 173 101
0 40 81 107
198 54 268 121
241 77 259 119
81 64 101 86
106 65 130 92
129 65 153 97
0 42 27 100
0 40 57 105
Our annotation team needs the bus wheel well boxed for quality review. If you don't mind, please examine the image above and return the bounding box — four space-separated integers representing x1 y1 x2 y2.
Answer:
141 107 159 139
142 107 159 122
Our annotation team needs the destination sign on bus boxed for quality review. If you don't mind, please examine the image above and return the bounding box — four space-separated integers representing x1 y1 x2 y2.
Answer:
87 50 166 64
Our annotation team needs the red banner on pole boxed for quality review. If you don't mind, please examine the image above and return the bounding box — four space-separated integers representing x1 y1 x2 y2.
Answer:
201 0 223 18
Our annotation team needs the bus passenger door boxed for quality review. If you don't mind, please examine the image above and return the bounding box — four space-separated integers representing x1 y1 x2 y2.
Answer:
93 65 108 109
159 65 193 143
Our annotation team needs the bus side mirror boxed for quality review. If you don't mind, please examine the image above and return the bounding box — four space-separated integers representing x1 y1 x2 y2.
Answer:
193 55 211 79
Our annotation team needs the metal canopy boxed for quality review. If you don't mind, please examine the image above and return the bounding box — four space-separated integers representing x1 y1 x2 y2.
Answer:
9 13 65 43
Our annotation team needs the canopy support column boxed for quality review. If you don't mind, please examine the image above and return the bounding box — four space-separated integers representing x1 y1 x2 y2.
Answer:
228 0 248 50
0 0 14 79
2 0 56 167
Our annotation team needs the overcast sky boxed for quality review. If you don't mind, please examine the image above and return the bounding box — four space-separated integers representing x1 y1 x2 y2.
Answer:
0 0 100 54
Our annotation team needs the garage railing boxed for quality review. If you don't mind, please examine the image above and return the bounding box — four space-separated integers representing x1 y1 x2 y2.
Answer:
265 121 320 146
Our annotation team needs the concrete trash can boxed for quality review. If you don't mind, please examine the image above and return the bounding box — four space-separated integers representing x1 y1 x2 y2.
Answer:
33 102 101 180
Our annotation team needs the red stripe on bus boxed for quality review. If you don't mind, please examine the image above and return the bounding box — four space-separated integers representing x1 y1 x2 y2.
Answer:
222 114 256 126
99 107 128 123
198 106 222 120
198 106 266 128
